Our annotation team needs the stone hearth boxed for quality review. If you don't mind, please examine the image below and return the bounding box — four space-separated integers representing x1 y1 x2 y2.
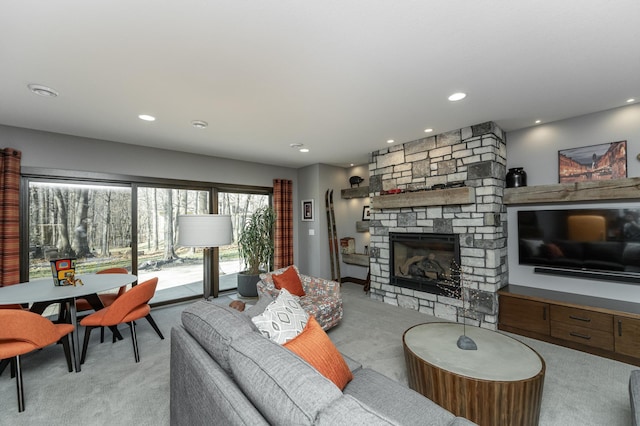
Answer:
367 122 507 330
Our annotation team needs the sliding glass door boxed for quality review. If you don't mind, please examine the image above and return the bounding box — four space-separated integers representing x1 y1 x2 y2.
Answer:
217 191 270 292
136 186 211 303
23 171 272 305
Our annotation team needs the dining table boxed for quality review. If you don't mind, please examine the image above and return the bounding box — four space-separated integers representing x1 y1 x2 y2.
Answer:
0 273 137 372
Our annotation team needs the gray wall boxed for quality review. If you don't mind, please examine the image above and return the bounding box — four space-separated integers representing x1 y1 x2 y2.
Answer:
338 165 370 281
505 103 640 300
1 124 302 266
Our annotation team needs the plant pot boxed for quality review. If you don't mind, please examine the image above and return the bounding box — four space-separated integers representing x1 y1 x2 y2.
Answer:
237 273 260 297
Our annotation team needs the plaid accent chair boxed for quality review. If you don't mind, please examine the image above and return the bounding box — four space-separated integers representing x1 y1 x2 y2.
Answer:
258 265 343 331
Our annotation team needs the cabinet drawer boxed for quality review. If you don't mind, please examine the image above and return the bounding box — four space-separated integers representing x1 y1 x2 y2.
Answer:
551 321 614 350
499 296 549 335
550 305 612 332
615 316 640 357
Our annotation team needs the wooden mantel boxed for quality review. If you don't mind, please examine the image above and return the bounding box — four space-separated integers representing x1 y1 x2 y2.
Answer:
504 177 640 205
371 187 475 209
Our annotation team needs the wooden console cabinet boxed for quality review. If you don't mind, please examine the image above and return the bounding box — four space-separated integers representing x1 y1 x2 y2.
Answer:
498 285 640 366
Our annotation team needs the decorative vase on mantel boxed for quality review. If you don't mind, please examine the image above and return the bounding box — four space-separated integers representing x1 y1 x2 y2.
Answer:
506 167 527 188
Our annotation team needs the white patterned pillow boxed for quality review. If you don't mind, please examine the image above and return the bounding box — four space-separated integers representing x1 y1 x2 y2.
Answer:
251 288 309 344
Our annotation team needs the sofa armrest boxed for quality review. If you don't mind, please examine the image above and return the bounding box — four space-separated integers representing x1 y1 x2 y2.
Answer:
256 279 280 299
630 370 640 426
299 273 341 298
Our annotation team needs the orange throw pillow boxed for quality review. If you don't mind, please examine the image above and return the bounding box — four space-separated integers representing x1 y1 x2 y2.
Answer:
284 316 353 390
272 266 306 297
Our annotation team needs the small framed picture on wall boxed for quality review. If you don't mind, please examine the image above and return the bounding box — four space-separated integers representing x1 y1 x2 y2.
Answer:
362 205 371 221
301 199 314 221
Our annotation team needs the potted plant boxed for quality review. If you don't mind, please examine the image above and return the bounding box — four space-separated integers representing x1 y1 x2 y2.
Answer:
237 206 276 297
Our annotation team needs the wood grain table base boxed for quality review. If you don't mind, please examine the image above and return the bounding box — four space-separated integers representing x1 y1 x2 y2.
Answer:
403 325 545 426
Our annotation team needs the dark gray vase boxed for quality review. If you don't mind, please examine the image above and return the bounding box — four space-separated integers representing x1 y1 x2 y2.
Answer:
237 273 260 297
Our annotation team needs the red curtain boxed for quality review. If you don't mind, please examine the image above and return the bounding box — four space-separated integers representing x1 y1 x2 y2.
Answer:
273 179 293 269
0 148 21 286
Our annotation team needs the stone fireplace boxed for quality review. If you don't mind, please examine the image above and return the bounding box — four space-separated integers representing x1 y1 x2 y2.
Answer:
390 232 460 295
367 122 507 330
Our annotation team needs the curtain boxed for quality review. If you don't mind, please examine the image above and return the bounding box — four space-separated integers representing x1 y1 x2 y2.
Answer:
0 148 21 286
273 179 293 269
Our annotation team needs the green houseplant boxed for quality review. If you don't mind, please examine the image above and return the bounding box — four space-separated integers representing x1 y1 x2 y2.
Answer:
237 206 276 297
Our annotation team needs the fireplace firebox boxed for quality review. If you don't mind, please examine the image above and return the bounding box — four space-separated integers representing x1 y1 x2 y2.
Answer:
390 232 460 295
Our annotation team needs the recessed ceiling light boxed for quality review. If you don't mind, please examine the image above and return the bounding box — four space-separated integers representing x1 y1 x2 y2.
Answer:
448 92 467 101
627 98 636 103
387 139 395 144
535 120 542 124
424 128 433 133
191 120 208 129
138 114 156 122
28 84 58 97
299 148 309 153
350 163 354 167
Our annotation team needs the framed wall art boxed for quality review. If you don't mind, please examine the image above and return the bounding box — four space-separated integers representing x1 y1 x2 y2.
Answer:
558 140 627 183
301 199 314 221
362 205 371 221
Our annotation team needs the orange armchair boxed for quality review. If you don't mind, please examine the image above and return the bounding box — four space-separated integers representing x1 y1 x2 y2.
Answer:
0 310 75 412
80 277 163 364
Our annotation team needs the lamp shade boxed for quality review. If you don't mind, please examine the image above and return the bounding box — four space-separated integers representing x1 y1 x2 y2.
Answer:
178 214 233 247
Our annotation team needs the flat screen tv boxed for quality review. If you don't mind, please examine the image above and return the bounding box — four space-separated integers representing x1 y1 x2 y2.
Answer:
517 208 640 283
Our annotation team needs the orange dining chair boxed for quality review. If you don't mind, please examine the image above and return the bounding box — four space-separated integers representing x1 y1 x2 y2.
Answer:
0 304 25 310
80 277 163 364
74 267 163 342
0 310 75 412
74 267 130 343
75 267 130 312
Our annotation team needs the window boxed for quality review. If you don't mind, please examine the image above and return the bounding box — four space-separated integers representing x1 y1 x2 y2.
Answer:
27 181 132 280
22 169 272 305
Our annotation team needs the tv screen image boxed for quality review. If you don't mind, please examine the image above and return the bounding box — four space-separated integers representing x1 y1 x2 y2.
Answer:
517 208 640 283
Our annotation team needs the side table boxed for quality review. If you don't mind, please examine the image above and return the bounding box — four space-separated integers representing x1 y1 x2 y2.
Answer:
403 322 545 426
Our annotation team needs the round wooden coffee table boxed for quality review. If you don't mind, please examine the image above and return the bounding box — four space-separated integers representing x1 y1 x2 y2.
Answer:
403 322 545 426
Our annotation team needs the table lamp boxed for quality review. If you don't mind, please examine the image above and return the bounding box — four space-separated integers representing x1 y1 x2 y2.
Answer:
178 214 232 300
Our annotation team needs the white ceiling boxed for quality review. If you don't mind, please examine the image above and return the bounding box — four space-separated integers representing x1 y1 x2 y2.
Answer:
1 1 639 169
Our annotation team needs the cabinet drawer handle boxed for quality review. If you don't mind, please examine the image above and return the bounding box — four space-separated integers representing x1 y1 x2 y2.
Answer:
569 315 591 322
543 306 547 321
619 320 623 336
569 332 591 340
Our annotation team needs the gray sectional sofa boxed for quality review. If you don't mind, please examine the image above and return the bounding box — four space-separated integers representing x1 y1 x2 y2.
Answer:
169 300 475 425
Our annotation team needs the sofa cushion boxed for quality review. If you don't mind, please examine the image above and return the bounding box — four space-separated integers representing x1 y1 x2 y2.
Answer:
272 265 306 296
315 394 401 425
228 331 343 425
284 316 353 390
243 293 274 319
344 368 461 426
251 288 309 344
260 264 301 286
181 301 256 375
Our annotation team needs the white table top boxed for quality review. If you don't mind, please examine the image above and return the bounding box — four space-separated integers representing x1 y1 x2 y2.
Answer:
403 322 543 381
0 274 137 305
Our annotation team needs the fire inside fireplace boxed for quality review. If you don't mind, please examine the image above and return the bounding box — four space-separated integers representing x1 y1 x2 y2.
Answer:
390 232 460 295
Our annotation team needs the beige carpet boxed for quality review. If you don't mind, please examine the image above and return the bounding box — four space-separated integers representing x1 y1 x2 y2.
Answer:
0 282 635 425
331 282 636 426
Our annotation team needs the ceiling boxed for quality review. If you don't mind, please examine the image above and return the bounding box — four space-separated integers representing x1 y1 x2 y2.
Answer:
1 1 639 169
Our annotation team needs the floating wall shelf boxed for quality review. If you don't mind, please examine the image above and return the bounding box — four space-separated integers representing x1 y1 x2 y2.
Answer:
341 186 370 199
371 187 476 209
341 253 369 267
504 177 640 205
